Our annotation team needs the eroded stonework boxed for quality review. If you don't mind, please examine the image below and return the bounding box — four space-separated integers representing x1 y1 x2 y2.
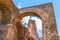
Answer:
28 20 40 40
0 0 59 40
19 3 59 40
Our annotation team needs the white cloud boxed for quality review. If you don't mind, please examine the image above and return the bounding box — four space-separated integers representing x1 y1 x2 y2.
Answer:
21 16 30 23
30 16 42 30
21 16 42 37
17 2 21 9
21 16 42 30
21 16 30 27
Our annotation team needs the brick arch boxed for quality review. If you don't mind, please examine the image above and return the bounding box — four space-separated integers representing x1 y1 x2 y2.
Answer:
13 8 48 36
19 12 42 20
12 8 48 40
11 8 47 40
13 8 48 24
19 8 48 20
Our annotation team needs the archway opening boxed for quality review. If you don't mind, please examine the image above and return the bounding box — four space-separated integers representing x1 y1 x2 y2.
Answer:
21 15 42 38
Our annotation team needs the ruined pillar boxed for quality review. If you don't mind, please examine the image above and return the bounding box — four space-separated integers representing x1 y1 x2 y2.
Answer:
28 19 40 40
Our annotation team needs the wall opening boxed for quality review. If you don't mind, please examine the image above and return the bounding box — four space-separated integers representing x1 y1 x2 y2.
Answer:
21 15 42 38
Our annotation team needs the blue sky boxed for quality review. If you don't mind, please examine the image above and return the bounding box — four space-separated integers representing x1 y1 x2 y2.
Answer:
12 0 60 37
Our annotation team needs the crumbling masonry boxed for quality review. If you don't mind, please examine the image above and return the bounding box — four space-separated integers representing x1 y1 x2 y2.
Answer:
0 0 59 40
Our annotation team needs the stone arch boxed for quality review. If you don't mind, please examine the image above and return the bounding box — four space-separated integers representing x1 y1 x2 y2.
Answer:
13 7 59 40
13 8 48 24
13 8 48 40
19 8 48 20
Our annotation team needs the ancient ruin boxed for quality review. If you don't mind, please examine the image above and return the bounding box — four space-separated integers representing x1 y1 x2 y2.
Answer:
0 0 59 40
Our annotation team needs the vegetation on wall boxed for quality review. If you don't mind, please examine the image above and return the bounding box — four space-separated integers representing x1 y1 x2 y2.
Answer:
0 3 11 24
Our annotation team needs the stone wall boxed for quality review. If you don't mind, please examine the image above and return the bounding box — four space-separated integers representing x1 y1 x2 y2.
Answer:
0 0 59 40
0 0 19 40
19 3 59 40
